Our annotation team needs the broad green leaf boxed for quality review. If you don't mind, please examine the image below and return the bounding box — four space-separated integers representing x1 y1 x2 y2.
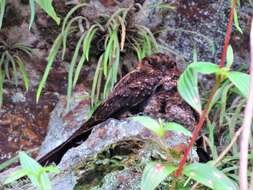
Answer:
4 169 27 184
35 0 60 25
226 45 233 69
189 62 220 74
228 71 250 98
183 163 238 190
164 122 192 137
36 34 63 102
141 162 176 190
131 116 165 137
29 0 36 29
178 67 201 113
178 62 220 114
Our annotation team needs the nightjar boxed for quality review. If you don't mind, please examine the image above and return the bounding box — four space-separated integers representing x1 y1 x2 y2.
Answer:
38 53 188 165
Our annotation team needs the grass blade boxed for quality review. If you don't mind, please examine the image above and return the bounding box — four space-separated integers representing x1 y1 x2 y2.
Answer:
36 34 63 103
29 0 36 30
0 0 6 28
66 33 86 110
15 56 30 91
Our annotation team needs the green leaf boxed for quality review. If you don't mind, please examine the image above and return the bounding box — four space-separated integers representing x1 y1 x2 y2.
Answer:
43 165 60 173
189 62 220 74
164 122 192 137
226 45 233 69
39 173 52 190
0 154 19 172
35 0 60 25
15 56 30 91
19 151 43 188
19 151 42 175
183 163 239 190
141 162 176 190
4 169 27 184
233 8 243 34
0 0 6 29
228 71 250 98
36 34 63 103
66 33 86 110
178 62 220 114
29 0 36 30
131 116 165 137
0 68 4 108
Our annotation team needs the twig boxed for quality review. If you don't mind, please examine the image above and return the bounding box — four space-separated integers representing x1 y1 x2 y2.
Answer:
213 126 243 166
240 19 253 190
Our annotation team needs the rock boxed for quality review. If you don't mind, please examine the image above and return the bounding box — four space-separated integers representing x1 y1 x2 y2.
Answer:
0 118 196 190
91 168 142 190
135 0 252 67
38 85 91 157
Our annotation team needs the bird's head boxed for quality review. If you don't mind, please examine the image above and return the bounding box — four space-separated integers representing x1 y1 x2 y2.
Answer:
138 53 180 91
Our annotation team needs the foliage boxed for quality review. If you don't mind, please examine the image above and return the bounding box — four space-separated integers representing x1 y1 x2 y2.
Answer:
4 152 59 190
132 116 192 137
0 0 60 29
36 4 159 110
0 0 6 28
177 45 249 114
132 116 238 190
0 40 32 107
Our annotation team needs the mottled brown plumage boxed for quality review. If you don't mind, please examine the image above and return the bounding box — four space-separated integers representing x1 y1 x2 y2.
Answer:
38 53 181 165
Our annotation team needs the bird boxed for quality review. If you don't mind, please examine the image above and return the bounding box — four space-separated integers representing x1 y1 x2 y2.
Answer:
38 53 181 165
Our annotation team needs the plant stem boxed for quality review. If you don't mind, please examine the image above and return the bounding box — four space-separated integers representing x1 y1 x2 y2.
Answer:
175 0 237 176
220 0 237 68
239 19 253 190
175 76 222 176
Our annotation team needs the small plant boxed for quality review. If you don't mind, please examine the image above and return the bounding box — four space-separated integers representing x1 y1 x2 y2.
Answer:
132 116 238 190
0 0 60 29
36 3 160 110
0 40 32 107
4 151 59 190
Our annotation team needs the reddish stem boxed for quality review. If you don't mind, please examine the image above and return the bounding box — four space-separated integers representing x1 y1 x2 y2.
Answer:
220 0 237 68
175 0 237 177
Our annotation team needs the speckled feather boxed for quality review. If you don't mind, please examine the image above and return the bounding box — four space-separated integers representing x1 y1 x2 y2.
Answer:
38 53 180 165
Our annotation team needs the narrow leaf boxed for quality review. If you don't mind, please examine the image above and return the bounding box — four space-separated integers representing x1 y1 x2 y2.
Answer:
0 0 6 28
35 0 60 25
29 0 36 30
66 33 86 110
36 34 63 102
4 169 27 184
